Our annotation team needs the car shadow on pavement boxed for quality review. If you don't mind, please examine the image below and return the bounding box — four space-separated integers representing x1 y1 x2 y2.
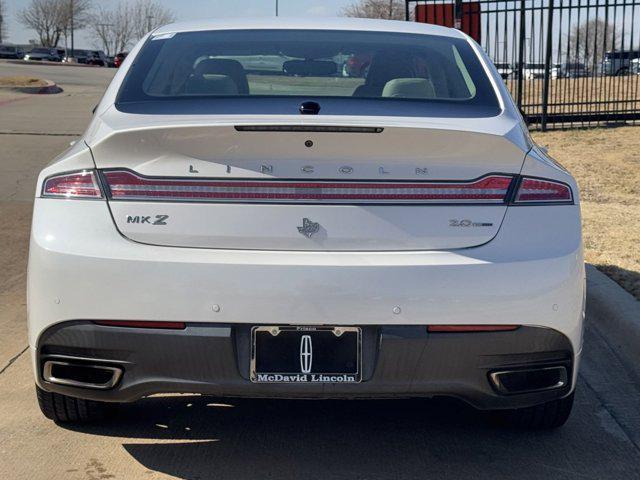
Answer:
59 396 572 480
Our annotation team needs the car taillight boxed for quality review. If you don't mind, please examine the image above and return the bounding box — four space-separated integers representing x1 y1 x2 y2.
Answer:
514 177 573 204
42 170 102 198
103 170 514 204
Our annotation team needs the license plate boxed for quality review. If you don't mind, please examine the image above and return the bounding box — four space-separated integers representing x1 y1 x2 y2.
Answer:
250 326 361 383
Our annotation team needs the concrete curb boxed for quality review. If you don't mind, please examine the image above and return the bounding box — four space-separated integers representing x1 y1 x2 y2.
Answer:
586 264 640 382
0 79 63 94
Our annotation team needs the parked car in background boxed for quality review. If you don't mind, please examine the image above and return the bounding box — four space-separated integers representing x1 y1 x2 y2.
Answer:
30 18 583 431
87 50 109 66
106 56 116 68
63 49 91 64
521 63 562 79
601 50 640 76
113 52 128 68
523 63 546 79
24 47 63 62
493 62 513 79
0 45 25 59
235 54 288 73
555 62 589 78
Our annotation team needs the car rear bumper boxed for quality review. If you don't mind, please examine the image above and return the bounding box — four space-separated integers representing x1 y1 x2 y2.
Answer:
35 322 575 409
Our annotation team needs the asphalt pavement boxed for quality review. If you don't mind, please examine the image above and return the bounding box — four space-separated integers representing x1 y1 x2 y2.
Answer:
1 61 640 480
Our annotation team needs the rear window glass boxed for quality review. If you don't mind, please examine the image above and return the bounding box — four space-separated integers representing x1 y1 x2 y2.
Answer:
117 29 500 117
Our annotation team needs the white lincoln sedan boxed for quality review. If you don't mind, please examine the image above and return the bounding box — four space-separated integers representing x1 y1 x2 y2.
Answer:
28 18 584 429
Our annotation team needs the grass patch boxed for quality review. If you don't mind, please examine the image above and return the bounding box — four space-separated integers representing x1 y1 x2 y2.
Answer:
0 76 48 87
532 126 640 300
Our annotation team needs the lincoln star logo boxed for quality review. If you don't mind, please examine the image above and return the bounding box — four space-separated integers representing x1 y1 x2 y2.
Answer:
297 218 320 238
300 335 313 373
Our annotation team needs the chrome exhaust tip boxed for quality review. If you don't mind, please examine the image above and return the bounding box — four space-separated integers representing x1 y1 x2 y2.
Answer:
43 359 122 390
489 366 568 395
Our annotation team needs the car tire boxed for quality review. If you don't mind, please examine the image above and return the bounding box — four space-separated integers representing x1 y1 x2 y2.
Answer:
494 392 575 429
36 385 110 423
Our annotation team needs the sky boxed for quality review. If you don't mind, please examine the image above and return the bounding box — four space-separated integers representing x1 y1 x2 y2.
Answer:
4 0 638 61
3 0 356 48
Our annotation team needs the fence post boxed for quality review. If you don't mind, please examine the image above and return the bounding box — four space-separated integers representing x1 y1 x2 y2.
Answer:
454 0 463 29
516 0 526 110
541 0 555 131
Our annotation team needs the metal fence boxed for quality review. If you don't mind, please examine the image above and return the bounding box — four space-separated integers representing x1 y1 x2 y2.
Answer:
406 0 640 130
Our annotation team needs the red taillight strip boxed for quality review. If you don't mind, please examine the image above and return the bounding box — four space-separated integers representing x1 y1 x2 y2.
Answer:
514 177 573 203
42 170 102 198
427 325 519 333
94 320 186 330
103 170 513 204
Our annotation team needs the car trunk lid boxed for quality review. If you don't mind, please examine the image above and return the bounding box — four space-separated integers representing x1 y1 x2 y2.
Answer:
91 118 526 251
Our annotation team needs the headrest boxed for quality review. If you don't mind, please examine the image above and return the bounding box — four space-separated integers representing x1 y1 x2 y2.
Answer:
381 78 436 99
193 58 249 94
195 58 244 76
186 74 238 95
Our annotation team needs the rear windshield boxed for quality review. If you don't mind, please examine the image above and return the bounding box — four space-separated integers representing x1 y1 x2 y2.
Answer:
116 29 500 117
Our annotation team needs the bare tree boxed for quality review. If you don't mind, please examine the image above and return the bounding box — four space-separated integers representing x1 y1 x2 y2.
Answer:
90 3 133 56
342 0 405 20
18 0 92 47
89 0 174 56
0 0 7 43
130 0 176 39
60 0 93 45
18 0 65 46
567 19 621 66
